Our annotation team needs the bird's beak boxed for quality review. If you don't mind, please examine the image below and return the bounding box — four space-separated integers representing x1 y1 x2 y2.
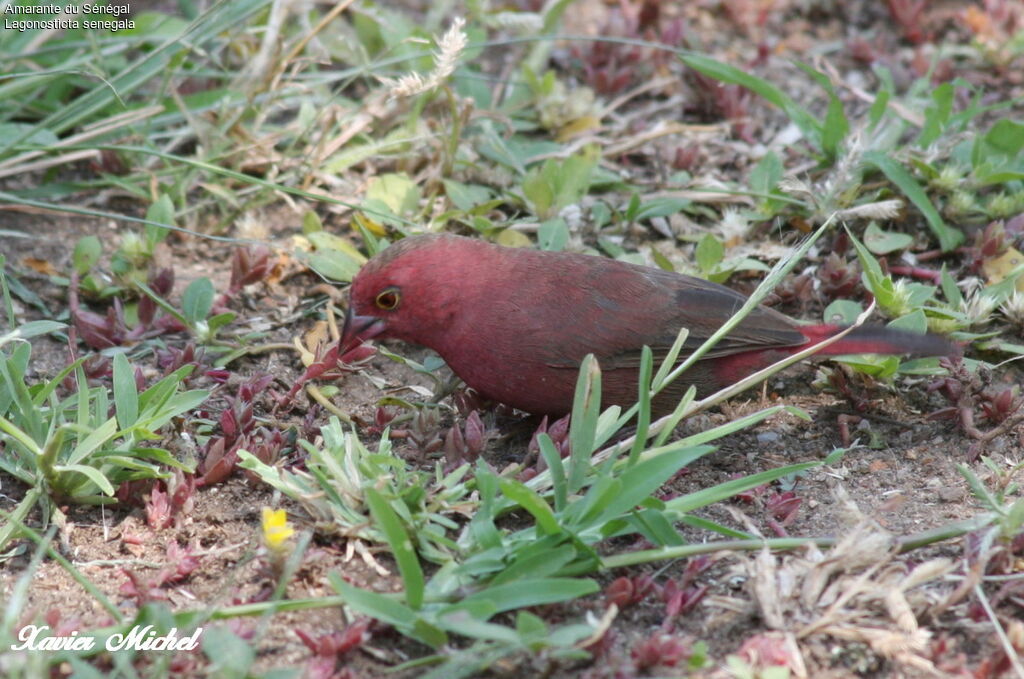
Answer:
340 307 387 350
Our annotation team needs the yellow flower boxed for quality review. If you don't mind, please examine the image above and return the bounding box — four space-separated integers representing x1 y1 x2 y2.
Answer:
261 507 294 550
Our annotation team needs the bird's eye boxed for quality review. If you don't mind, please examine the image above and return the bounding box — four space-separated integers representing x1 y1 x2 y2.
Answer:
374 287 401 310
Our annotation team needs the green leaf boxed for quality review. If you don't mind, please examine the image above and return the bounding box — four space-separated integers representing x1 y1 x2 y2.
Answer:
443 180 493 211
521 148 597 220
823 299 862 325
538 218 569 251
306 231 368 264
67 417 118 465
516 611 549 639
1 320 65 345
749 151 782 195
836 354 900 378
538 434 567 511
650 249 674 272
917 82 953 147
888 310 928 334
862 151 963 251
0 414 43 457
940 266 963 306
568 475 622 527
181 278 214 324
200 626 255 675
632 197 692 220
567 355 601 493
302 210 324 234
867 88 891 130
628 345 654 467
522 166 554 218
976 118 1024 160
551 147 598 209
112 353 139 429
680 54 821 149
331 575 446 648
695 234 724 272
498 479 560 535
364 487 425 610
970 118 1024 185
821 93 850 161
847 227 892 307
624 193 641 222
366 173 421 216
458 578 599 614
628 507 685 546
52 463 115 496
306 249 363 283
595 444 714 524
0 122 58 147
491 544 577 585
206 311 235 334
666 462 819 514
144 194 174 250
863 222 913 255
73 236 102 274
436 611 520 643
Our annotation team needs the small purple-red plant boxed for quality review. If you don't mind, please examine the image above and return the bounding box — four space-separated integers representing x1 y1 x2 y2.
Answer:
296 619 373 679
279 332 377 408
199 375 277 485
886 0 932 44
765 491 803 537
143 470 197 529
736 633 797 670
229 245 275 294
927 356 1024 458
818 253 862 301
604 574 658 609
661 557 712 629
69 268 186 350
965 221 1008 273
444 410 490 466
630 632 692 670
118 541 201 605
979 386 1021 425
569 0 683 97
683 69 755 143
529 414 571 461
661 578 708 630
734 481 768 505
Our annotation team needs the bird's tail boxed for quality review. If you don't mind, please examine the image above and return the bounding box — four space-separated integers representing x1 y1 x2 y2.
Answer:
798 324 954 357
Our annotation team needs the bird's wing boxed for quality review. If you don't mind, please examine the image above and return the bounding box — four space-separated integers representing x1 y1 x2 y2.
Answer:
545 267 806 371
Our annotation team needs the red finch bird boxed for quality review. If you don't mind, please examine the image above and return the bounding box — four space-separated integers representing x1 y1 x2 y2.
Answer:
341 234 951 415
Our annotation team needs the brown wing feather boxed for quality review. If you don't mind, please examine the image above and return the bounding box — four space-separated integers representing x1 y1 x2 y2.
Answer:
546 265 805 371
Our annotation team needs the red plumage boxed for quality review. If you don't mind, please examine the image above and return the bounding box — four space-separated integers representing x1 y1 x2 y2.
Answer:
341 234 952 415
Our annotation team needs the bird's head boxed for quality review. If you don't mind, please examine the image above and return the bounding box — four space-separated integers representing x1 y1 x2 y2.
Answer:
340 234 471 350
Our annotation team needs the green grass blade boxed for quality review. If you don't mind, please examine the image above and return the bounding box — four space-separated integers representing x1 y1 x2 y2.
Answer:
0 414 43 457
112 353 138 430
595 445 714 524
567 354 601 493
66 417 118 465
537 434 567 512
51 463 116 496
665 462 819 514
680 54 822 149
627 346 653 467
458 577 599 614
863 150 963 251
498 478 560 536
364 487 425 610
